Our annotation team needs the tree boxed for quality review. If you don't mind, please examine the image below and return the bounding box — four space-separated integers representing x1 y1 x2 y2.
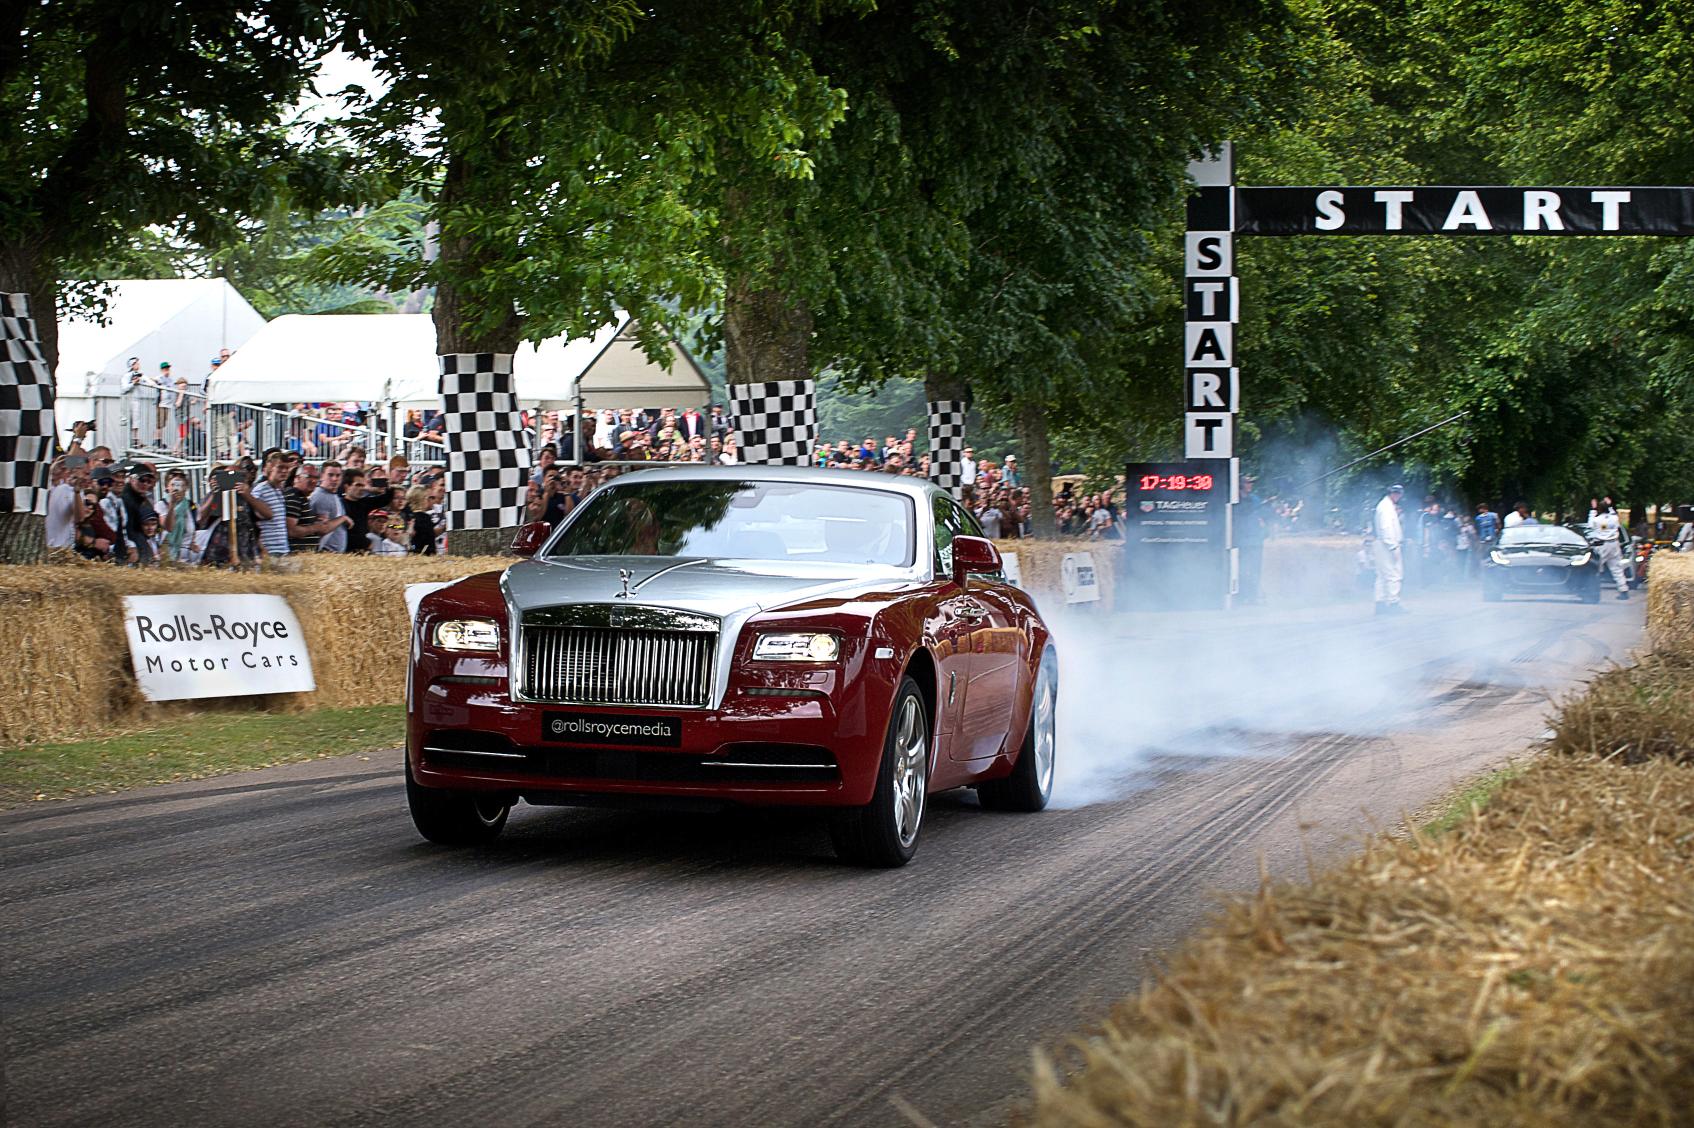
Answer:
0 0 363 558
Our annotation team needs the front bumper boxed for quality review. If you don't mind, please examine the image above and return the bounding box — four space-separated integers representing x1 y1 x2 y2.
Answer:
1486 561 1597 594
408 667 890 808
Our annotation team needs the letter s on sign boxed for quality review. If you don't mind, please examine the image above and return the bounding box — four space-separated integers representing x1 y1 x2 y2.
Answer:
1314 189 1345 231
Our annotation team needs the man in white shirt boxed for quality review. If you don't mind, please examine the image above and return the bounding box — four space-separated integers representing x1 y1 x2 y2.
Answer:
1372 484 1406 614
1588 497 1629 599
959 446 978 492
1504 501 1531 528
45 456 87 550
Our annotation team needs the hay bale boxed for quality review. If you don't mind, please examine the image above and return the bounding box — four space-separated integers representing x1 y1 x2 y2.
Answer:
1262 536 1360 604
1647 551 1694 658
995 538 1120 613
0 557 508 745
1028 753 1694 1126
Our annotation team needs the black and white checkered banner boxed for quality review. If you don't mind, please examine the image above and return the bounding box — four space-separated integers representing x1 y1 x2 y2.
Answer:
729 379 817 465
0 293 56 516
926 399 968 497
439 353 529 530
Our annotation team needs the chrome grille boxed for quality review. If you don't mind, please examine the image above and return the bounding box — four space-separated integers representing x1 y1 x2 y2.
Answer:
522 626 716 707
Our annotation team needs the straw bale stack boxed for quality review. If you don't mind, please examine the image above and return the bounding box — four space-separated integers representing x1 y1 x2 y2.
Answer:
0 557 507 745
1028 752 1694 1126
994 538 1120 613
1262 535 1358 604
996 536 1359 611
1647 551 1694 658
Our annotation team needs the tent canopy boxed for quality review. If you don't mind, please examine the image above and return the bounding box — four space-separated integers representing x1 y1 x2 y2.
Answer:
55 278 266 397
208 312 709 409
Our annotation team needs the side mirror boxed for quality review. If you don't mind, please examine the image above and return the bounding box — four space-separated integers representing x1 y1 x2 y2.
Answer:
510 521 551 557
951 535 1002 586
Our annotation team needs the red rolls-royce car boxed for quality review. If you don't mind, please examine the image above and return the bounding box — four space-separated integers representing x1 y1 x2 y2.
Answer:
407 466 1057 866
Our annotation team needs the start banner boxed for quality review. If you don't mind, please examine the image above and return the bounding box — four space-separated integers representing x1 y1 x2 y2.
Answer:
122 594 316 701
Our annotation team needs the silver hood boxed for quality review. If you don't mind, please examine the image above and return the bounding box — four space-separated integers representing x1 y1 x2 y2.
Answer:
500 556 913 709
501 555 903 619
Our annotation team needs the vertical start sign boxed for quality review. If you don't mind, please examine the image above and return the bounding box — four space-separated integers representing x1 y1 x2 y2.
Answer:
1185 145 1236 462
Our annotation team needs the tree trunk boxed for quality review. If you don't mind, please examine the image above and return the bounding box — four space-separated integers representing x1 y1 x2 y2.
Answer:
433 153 526 557
722 276 812 385
923 371 970 499
1015 400 1056 538
0 281 54 564
0 243 57 378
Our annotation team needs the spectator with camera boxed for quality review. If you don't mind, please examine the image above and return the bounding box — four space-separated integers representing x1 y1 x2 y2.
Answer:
201 461 272 566
160 470 197 564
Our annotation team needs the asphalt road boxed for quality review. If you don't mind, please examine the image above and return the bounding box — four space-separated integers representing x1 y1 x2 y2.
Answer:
0 585 1645 1127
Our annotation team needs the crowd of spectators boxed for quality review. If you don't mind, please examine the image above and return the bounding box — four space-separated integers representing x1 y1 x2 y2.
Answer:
49 395 1143 563
44 443 447 566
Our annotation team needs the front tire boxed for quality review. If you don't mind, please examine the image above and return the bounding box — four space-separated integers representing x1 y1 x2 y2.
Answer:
406 754 510 845
832 677 929 867
977 653 1057 812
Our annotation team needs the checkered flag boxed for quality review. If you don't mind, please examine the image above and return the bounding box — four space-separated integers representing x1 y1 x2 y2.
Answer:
439 353 530 530
927 399 968 497
729 379 817 466
0 293 56 517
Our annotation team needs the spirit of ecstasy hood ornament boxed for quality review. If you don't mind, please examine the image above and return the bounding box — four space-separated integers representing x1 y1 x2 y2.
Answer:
615 567 633 599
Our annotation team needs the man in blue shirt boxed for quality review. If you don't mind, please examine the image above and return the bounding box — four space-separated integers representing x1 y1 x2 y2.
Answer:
1474 502 1499 546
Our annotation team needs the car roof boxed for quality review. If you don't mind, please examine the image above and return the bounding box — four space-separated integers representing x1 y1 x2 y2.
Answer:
601 463 947 505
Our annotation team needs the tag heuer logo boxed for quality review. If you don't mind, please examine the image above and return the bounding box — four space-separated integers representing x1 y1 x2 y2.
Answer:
1139 500 1156 513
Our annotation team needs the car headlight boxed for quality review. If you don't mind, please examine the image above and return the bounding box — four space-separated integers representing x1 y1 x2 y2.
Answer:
753 632 841 662
1571 551 1592 566
432 619 501 651
1490 550 1509 565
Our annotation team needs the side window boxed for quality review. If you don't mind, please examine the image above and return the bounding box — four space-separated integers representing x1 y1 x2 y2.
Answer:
932 494 957 575
934 496 983 577
957 504 986 540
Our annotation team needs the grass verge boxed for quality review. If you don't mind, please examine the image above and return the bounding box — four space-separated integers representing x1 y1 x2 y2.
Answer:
1419 761 1526 836
0 704 405 809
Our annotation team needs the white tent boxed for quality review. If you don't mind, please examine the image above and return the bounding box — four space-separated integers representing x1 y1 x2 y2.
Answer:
54 278 266 442
207 311 709 409
207 313 436 404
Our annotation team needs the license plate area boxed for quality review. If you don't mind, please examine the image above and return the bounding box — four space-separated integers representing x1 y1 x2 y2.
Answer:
542 710 682 748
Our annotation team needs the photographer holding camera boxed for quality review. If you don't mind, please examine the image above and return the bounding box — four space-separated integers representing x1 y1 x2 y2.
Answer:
198 461 273 566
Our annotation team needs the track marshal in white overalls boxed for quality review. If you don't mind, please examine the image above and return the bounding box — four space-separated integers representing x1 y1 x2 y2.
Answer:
1372 484 1406 615
1589 497 1630 600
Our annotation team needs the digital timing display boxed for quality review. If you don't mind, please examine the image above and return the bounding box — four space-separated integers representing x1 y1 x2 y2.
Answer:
1137 473 1215 492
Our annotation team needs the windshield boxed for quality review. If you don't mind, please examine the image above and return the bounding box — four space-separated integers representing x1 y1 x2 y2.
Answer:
1500 525 1587 548
547 479 917 567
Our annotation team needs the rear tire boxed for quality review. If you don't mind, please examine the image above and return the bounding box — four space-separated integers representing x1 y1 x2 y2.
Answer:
977 653 1057 813
832 678 929 867
406 754 510 845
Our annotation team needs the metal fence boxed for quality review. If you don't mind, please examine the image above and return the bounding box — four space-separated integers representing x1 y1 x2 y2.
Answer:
103 384 448 494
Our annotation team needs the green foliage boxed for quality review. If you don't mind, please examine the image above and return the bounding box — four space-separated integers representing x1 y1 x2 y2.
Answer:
0 1 376 282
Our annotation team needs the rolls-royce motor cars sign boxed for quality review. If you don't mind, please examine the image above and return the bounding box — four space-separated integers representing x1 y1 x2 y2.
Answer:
122 594 316 701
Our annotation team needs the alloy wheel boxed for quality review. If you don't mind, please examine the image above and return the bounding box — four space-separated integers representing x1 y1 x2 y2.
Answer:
891 694 928 848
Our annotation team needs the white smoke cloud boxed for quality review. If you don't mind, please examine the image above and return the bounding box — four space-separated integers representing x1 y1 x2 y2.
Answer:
1041 578 1626 809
